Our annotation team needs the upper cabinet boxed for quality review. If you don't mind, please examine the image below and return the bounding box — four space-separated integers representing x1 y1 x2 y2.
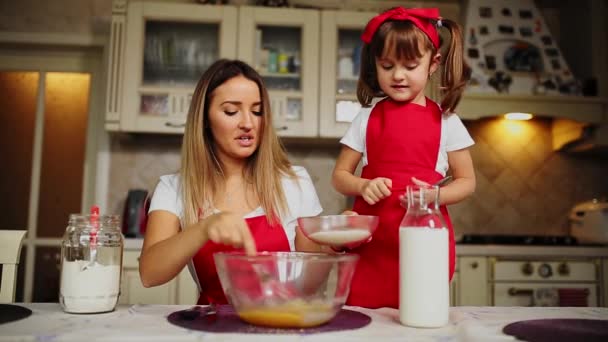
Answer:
106 2 237 133
237 6 319 137
318 10 375 138
105 1 607 135
106 1 319 136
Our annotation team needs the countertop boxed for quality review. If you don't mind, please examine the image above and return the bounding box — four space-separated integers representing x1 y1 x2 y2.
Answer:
456 244 608 258
124 238 608 257
1 303 607 341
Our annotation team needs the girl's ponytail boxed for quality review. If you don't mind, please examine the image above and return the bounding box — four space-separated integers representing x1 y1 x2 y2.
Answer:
439 19 471 113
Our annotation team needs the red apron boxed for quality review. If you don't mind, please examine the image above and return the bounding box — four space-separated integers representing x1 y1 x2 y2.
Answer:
347 98 455 309
192 214 291 305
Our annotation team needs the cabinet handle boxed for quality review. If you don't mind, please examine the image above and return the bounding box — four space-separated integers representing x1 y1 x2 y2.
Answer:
165 121 186 128
470 261 478 269
274 125 288 131
558 262 570 276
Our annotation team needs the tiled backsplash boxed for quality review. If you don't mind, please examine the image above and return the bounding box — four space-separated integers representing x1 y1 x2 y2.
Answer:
108 117 608 237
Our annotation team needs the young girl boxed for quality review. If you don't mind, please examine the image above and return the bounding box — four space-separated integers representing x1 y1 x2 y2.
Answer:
332 7 476 309
140 60 323 305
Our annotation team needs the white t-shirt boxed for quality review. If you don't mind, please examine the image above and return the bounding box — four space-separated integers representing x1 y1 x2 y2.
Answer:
148 165 323 251
340 100 474 176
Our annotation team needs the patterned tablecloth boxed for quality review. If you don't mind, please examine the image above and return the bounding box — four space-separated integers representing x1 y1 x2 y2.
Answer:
0 303 606 341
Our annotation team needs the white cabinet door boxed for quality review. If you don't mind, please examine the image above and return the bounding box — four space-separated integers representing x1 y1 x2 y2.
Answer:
119 249 198 305
116 2 237 133
319 10 376 138
120 250 175 305
602 258 608 307
238 6 319 137
458 256 489 306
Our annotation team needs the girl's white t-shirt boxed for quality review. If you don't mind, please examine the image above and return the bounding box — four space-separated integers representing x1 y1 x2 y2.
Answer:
340 100 474 176
148 165 323 251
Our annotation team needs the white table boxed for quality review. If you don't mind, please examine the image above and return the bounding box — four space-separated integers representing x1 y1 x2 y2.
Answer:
0 304 607 341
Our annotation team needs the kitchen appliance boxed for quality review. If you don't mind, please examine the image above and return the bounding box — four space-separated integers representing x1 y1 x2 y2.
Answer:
491 258 599 307
122 189 150 238
459 234 600 307
569 199 608 244
459 234 578 246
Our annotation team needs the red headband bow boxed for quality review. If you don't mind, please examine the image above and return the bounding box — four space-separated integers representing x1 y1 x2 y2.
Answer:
361 7 441 49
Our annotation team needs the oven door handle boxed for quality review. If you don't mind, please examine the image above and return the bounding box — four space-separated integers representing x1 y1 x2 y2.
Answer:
508 287 534 297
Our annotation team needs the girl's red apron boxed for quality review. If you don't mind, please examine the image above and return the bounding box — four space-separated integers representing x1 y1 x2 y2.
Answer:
191 215 290 305
347 98 455 309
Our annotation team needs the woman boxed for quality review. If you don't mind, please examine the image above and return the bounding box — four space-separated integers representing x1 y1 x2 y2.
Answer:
139 59 323 305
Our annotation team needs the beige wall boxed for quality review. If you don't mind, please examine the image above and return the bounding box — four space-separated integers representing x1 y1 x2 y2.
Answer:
107 118 608 238
0 0 111 35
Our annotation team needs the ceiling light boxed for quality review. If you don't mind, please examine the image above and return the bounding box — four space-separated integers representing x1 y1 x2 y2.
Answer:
504 112 533 120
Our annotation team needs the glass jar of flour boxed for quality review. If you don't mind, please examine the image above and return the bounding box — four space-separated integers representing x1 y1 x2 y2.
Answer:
60 209 123 313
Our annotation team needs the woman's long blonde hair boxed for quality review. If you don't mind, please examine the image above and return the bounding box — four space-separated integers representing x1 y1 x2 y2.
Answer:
180 59 296 228
357 18 471 113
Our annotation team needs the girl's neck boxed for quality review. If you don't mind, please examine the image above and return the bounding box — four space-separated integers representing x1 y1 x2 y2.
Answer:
388 93 427 107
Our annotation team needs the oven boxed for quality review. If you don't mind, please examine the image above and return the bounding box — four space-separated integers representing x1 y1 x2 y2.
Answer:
491 258 600 307
459 234 601 307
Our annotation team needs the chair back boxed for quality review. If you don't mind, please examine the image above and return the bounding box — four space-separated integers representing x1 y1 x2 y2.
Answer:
0 230 27 303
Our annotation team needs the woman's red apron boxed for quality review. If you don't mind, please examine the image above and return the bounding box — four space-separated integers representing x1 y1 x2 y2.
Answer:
347 98 455 309
191 214 291 305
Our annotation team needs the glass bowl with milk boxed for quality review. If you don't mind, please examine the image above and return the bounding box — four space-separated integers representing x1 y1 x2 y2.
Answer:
297 215 379 248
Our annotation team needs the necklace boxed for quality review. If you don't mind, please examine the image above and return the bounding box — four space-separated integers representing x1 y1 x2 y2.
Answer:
223 179 246 206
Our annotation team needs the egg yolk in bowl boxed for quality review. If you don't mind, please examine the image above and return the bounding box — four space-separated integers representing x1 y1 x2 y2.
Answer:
236 299 337 328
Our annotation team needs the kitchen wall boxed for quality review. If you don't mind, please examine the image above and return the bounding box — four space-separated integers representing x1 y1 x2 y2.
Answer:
107 117 608 238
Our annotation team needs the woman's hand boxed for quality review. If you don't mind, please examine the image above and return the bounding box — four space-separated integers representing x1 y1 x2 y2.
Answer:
360 177 392 205
200 212 257 255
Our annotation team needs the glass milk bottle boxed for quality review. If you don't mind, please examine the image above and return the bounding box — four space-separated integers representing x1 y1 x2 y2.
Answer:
60 211 123 313
399 184 449 327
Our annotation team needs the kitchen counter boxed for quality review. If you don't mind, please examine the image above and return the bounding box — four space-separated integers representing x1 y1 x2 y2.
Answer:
125 238 608 258
456 244 608 258
1 303 606 341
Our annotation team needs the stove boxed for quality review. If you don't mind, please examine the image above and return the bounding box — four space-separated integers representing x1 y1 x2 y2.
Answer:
459 234 578 246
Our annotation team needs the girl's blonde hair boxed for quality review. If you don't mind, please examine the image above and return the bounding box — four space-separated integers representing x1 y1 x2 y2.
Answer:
357 18 471 113
180 59 296 228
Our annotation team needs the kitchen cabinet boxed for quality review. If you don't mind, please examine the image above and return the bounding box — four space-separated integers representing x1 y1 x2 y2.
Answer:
457 256 489 306
603 258 608 306
237 6 320 137
106 1 319 136
318 10 375 138
106 1 238 133
120 249 198 305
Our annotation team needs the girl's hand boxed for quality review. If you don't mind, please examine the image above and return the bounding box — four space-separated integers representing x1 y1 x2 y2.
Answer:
360 177 392 205
200 212 257 255
398 177 438 208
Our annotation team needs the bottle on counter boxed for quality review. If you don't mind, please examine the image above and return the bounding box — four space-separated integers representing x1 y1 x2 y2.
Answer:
60 208 123 314
399 184 449 328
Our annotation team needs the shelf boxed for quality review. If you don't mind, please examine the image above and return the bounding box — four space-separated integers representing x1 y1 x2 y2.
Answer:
259 71 300 78
336 94 357 101
337 75 359 81
458 93 608 123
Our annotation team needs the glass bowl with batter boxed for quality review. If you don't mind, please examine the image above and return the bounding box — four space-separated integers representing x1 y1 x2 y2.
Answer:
214 251 359 328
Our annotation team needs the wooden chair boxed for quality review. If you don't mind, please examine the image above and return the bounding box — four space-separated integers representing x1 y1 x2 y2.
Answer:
0 230 27 303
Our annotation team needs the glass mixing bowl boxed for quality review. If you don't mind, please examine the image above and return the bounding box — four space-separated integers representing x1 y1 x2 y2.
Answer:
297 215 379 248
214 251 359 328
